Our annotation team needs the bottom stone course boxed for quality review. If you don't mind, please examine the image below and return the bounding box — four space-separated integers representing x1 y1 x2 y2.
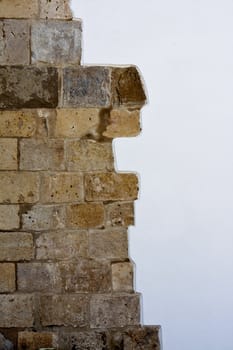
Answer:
18 331 58 350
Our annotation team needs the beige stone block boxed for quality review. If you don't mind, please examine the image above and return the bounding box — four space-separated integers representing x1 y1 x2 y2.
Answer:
0 0 39 18
40 294 89 327
89 229 128 259
20 139 64 171
39 0 72 19
123 326 161 350
0 205 20 230
90 294 140 328
85 172 138 201
0 139 17 170
0 111 37 137
0 263 15 293
103 109 141 138
0 294 34 327
112 262 134 292
106 202 134 227
67 203 104 229
18 332 58 350
36 230 88 260
54 108 100 138
0 232 34 261
66 140 114 171
0 172 39 204
41 173 83 203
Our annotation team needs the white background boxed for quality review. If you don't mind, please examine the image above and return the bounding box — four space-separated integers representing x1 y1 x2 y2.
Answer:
71 1 233 349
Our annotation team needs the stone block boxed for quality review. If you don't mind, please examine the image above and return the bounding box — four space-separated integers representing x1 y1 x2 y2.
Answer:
89 229 128 259
59 331 108 350
0 205 20 230
22 205 66 231
85 172 138 201
0 264 15 293
36 230 88 260
66 139 114 171
39 0 72 19
31 20 82 65
67 203 105 229
123 326 161 350
0 0 39 18
112 262 134 292
103 109 141 138
90 294 140 328
20 139 64 171
0 139 17 170
53 108 100 138
0 232 34 261
0 172 39 204
0 110 37 137
105 202 134 227
0 20 29 65
0 66 58 109
0 294 34 327
63 67 111 107
39 294 89 327
18 332 58 350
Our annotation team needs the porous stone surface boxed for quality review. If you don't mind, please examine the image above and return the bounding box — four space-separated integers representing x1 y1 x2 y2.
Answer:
59 331 108 350
105 201 134 227
103 109 141 138
18 331 58 350
0 111 37 137
0 232 34 261
0 264 15 293
0 0 39 18
0 139 18 170
39 0 72 19
66 203 105 228
0 295 34 327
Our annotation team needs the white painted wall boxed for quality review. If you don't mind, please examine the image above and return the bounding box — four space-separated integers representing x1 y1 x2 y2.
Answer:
71 1 233 349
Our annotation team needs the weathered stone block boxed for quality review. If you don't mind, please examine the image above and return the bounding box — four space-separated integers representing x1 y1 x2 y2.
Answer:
66 139 113 171
0 232 34 261
63 67 111 107
105 202 134 227
0 264 15 293
20 139 64 170
90 294 140 328
53 108 100 138
41 173 83 203
0 66 58 109
0 111 37 137
0 205 20 230
112 262 134 292
67 203 105 229
85 172 138 201
40 0 72 19
59 331 108 350
31 20 82 65
18 332 58 350
0 0 39 18
123 326 161 350
103 109 141 138
0 139 17 170
39 294 89 327
22 205 66 231
89 229 128 259
36 230 88 260
0 172 39 204
0 295 34 327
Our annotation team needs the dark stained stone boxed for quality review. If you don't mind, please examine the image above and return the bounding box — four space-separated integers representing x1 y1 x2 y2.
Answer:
123 326 161 349
59 331 108 350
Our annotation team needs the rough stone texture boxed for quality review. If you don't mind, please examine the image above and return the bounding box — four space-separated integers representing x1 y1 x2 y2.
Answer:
0 232 34 261
103 109 141 138
0 295 34 327
67 203 105 229
90 294 140 328
0 111 37 137
63 67 111 107
22 205 66 231
59 331 108 350
0 172 39 204
112 262 134 292
0 264 15 293
66 139 114 171
18 332 58 350
20 139 64 171
0 139 18 170
31 20 82 65
0 67 58 109
0 20 29 65
40 173 83 203
39 294 89 327
40 0 72 19
36 230 88 260
123 326 161 350
89 229 128 259
0 0 39 18
85 172 138 201
0 205 20 230
105 202 134 227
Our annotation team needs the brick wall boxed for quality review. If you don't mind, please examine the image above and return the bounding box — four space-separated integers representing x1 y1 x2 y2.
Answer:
0 1 161 349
